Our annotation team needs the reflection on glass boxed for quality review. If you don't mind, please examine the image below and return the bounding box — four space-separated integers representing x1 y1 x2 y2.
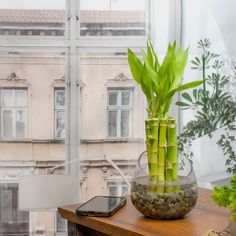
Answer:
107 181 129 196
56 110 65 139
55 90 65 107
0 0 65 36
80 0 146 36
121 91 130 105
3 110 12 138
16 110 25 138
108 92 118 105
108 110 117 137
16 90 27 107
0 184 29 235
121 110 129 137
0 50 66 234
2 90 14 107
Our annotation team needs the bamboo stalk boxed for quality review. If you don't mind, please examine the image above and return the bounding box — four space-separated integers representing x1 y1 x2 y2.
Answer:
166 117 178 181
158 119 167 181
145 118 159 183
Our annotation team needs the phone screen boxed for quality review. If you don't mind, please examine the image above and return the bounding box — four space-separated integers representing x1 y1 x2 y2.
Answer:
76 196 126 217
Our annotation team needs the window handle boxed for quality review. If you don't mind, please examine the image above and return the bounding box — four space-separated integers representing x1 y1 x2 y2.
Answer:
66 14 72 21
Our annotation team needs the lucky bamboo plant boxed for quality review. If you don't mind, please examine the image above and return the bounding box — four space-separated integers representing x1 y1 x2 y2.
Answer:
128 40 203 185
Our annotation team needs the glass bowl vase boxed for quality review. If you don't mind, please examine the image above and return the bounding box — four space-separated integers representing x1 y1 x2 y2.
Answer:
131 151 198 219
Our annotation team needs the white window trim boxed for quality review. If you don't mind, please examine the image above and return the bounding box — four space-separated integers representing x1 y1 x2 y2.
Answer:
107 89 133 138
1 89 27 139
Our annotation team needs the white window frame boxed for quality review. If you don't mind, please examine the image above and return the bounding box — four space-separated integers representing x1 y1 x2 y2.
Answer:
54 89 66 140
0 89 27 139
107 89 133 138
0 0 152 180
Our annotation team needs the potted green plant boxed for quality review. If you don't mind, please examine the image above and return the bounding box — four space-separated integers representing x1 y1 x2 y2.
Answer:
177 39 236 177
212 174 236 236
128 39 203 219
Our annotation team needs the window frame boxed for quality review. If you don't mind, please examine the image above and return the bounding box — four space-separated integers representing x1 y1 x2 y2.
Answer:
54 88 66 140
107 88 133 139
0 88 27 139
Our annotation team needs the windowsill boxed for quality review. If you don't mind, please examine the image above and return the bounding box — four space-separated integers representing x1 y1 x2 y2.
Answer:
0 139 65 144
0 138 144 144
80 138 144 144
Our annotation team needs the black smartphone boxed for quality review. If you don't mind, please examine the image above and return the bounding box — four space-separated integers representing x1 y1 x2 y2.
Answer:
75 196 126 217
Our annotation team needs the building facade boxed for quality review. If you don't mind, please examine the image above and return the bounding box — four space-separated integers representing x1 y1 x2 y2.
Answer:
0 9 145 235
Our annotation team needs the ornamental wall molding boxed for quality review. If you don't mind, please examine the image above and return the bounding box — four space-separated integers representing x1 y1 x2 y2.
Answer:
0 72 31 87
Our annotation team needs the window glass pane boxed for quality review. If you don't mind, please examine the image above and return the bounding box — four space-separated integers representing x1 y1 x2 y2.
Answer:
79 50 145 203
56 211 66 233
0 50 66 235
181 1 236 182
109 186 118 196
56 110 65 139
122 186 128 195
0 190 12 222
0 0 65 36
0 184 29 235
108 92 118 105
80 0 146 36
16 90 27 107
108 110 117 137
16 110 26 138
121 91 131 105
3 110 13 138
121 110 129 137
55 90 65 107
2 90 14 107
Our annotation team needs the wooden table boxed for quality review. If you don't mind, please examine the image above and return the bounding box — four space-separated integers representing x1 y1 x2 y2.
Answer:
58 188 230 236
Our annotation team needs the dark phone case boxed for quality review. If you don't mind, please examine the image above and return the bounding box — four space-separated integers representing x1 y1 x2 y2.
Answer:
76 196 127 217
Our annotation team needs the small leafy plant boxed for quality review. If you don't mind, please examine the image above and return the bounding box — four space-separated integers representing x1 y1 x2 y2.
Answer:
212 174 236 221
177 39 236 174
128 39 203 191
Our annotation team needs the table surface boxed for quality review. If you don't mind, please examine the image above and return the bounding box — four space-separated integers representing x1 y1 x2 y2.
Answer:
58 188 230 236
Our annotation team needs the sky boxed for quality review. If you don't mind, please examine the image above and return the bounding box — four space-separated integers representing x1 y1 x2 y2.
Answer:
0 0 145 10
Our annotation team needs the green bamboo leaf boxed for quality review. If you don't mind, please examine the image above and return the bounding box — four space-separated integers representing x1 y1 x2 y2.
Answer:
169 48 189 91
148 39 160 70
128 49 143 84
147 42 154 68
182 92 193 103
142 57 159 90
175 80 204 92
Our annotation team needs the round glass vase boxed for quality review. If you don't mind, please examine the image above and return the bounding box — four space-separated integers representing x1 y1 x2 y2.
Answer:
131 151 198 220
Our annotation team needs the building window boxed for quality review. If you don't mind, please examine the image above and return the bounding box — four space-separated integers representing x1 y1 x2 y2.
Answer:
107 89 132 138
107 181 130 196
0 183 29 235
1 89 27 139
56 211 66 233
54 89 65 139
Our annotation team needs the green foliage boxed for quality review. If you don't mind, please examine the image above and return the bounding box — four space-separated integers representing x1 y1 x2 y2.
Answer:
212 174 236 221
128 39 203 119
177 39 236 174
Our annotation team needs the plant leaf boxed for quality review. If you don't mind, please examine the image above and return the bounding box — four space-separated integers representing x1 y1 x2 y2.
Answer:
182 92 193 103
175 80 204 92
128 49 143 84
176 101 191 107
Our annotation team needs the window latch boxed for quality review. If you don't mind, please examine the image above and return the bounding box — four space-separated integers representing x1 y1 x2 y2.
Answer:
66 14 72 21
